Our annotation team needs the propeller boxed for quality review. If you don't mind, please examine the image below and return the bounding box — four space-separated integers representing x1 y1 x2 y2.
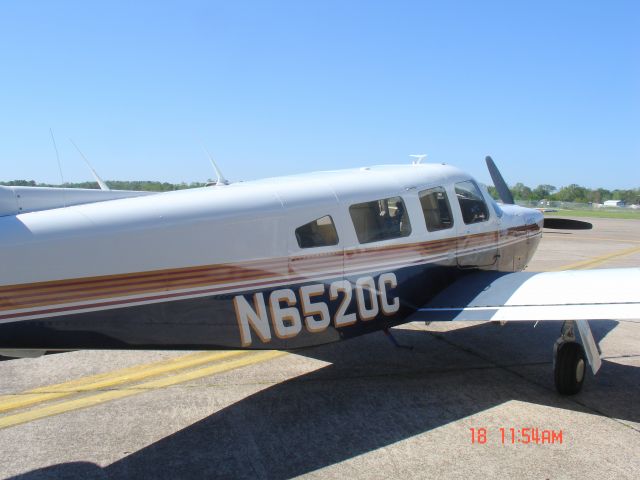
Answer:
485 156 592 230
485 156 514 205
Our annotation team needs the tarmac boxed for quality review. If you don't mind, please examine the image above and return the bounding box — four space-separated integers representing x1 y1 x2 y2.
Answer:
0 217 638 479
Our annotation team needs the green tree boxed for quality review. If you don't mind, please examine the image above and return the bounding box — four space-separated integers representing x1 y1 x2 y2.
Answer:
487 185 499 200
531 184 556 201
588 188 611 204
0 180 37 187
511 182 533 201
553 184 589 203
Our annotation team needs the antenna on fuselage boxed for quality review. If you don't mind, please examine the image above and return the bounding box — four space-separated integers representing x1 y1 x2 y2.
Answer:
202 147 230 186
69 139 110 191
49 128 67 207
409 154 427 165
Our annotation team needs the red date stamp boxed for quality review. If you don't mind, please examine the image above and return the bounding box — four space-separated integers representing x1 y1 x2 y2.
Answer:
470 427 563 445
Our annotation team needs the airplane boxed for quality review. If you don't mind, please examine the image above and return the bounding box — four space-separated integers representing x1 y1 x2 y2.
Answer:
0 156 637 395
0 144 232 217
0 141 154 217
0 144 224 216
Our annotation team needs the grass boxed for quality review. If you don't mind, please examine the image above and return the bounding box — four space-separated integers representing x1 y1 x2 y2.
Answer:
544 208 640 220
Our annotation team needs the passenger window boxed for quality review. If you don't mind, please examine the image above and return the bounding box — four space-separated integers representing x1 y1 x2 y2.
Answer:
295 215 339 248
455 180 490 224
419 187 454 231
349 196 411 244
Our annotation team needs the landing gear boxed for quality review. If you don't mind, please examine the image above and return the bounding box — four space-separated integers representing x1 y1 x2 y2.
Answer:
554 342 586 395
552 320 600 395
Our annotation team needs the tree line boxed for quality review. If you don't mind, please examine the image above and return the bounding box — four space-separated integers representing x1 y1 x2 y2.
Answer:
0 180 207 192
2 179 639 205
486 183 639 204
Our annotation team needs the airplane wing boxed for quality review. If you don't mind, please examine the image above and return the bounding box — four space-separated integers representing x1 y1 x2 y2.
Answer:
0 185 155 217
410 268 640 323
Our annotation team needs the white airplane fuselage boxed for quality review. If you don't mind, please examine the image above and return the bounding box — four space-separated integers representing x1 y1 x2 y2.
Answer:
0 164 543 351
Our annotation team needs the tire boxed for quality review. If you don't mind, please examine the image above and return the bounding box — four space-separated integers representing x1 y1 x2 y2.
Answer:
554 342 586 395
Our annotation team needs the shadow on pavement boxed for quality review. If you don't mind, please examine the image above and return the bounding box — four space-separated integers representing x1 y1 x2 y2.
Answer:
9 320 639 480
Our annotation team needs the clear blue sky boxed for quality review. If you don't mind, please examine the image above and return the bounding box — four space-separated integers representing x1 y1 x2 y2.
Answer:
0 1 638 189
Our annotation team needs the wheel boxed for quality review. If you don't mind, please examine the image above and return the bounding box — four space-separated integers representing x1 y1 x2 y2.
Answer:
554 342 586 395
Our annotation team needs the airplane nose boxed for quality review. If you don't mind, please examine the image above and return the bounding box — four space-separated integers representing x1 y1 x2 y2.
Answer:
534 209 544 228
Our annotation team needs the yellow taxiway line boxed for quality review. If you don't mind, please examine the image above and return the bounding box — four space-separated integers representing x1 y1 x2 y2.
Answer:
560 236 640 244
0 350 248 415
554 245 640 271
0 350 285 430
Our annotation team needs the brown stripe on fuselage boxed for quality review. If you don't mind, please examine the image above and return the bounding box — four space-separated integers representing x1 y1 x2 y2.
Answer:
1 257 287 294
0 267 346 321
2 239 442 307
0 260 291 308
0 226 537 315
0 267 287 310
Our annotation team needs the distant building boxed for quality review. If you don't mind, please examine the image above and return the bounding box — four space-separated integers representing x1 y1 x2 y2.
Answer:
603 199 626 207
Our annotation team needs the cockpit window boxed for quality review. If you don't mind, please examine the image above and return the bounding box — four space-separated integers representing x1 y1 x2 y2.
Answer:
349 196 411 244
455 180 490 224
295 215 339 248
419 187 454 231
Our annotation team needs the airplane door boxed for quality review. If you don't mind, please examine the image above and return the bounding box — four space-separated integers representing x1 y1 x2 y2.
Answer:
453 180 499 269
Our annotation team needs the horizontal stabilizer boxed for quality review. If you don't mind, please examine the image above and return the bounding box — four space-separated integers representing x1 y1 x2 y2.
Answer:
0 186 155 217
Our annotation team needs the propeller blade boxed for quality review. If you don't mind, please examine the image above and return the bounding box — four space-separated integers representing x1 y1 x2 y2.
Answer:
543 218 593 230
485 156 514 205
